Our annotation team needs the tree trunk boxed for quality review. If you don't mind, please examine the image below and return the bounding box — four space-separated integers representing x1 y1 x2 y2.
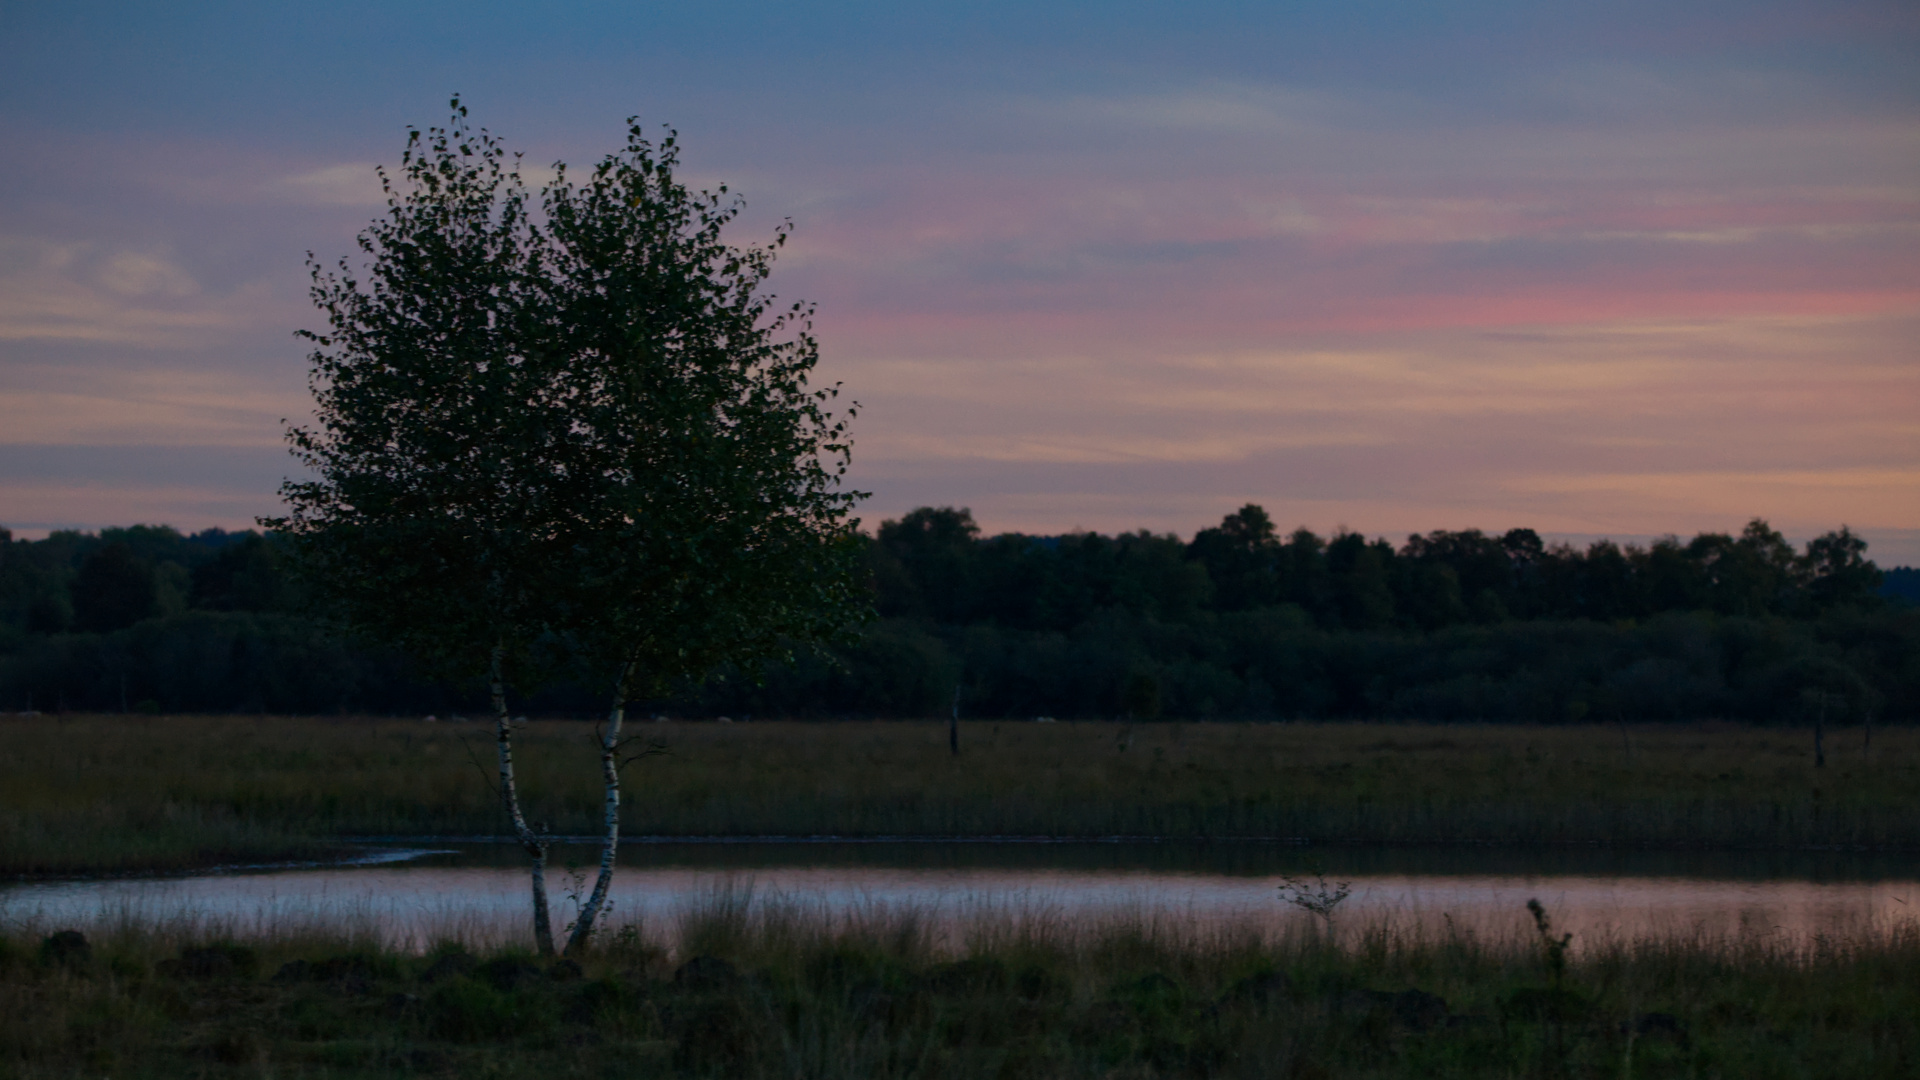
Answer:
565 664 632 955
491 645 556 956
949 677 961 757
1814 694 1827 769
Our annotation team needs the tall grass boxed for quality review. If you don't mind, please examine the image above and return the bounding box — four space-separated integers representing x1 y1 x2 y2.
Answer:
3 894 1914 1078
5 715 1916 876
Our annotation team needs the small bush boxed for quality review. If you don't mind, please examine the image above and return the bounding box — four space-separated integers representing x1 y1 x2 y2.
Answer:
158 942 255 980
40 929 90 967
426 977 518 1042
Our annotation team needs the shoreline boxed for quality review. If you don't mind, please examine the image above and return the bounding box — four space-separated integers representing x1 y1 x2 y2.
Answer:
10 832 1920 886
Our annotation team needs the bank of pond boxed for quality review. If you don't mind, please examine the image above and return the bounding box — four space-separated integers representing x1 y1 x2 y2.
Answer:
3 842 1916 1077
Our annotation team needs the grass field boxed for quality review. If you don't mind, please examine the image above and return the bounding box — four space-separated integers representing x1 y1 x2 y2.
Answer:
3 715 1915 877
3 895 1914 1079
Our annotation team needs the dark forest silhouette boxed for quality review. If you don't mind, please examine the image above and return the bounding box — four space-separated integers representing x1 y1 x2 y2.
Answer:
1 509 1912 722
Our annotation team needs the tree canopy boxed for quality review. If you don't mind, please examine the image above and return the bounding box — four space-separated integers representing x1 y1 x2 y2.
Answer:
267 109 559 688
532 120 866 704
262 100 868 953
266 101 866 704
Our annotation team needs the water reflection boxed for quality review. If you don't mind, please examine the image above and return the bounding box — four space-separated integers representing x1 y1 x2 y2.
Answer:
5 842 1915 950
447 839 1920 883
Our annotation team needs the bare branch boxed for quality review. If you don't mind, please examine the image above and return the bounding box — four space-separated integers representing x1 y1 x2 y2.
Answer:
457 732 503 801
617 738 671 771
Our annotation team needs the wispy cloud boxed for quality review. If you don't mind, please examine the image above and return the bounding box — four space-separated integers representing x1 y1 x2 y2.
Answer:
1024 82 1351 135
840 310 1919 547
271 163 385 206
0 365 303 447
0 4 1911 554
0 237 282 345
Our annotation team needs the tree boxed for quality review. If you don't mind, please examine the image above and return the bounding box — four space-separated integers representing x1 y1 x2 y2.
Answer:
534 120 867 951
1187 504 1281 611
271 101 867 955
877 507 982 622
1325 530 1394 630
71 543 156 633
1801 526 1881 610
1689 519 1796 616
269 102 569 953
190 534 295 613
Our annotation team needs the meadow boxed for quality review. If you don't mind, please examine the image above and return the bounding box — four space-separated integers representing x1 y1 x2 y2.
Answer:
3 890 1914 1079
3 715 1914 877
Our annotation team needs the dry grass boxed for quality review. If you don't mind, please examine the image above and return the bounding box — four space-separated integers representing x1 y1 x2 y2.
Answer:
4 715 1916 876
1 894 1915 1078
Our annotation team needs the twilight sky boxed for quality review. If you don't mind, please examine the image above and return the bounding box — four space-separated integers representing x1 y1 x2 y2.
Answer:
2 1 1916 560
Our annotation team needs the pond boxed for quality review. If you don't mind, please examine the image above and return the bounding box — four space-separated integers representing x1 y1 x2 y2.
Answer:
6 841 1915 951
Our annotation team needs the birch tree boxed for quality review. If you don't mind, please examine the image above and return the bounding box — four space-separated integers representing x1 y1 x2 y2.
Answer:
272 102 867 956
268 101 570 954
536 123 867 953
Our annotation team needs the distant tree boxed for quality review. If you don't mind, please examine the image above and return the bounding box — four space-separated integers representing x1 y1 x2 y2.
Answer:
1187 505 1281 611
1399 529 1521 624
864 535 923 619
24 593 72 635
878 508 981 622
71 543 155 633
0 528 67 635
1639 536 1707 614
1123 668 1162 720
1801 526 1880 610
1106 531 1212 623
1879 566 1920 608
1280 527 1335 620
1576 539 1639 621
1499 528 1548 618
97 524 189 565
970 532 1057 627
190 533 295 613
1689 519 1797 616
1779 656 1876 767
1393 558 1467 631
1325 531 1394 630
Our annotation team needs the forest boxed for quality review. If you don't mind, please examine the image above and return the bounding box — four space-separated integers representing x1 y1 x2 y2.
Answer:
0 507 1913 723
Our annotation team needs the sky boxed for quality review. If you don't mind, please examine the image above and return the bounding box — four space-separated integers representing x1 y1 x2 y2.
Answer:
1 1 1916 561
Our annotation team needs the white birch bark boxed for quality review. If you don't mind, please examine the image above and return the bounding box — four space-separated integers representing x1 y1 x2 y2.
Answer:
491 644 556 956
564 664 631 955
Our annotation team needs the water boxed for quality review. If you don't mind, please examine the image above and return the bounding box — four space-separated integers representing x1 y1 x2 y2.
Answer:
5 842 1915 950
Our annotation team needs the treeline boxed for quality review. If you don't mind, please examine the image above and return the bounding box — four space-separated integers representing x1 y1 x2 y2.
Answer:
0 526 451 714
712 508 1913 724
871 506 1889 632
0 512 1914 722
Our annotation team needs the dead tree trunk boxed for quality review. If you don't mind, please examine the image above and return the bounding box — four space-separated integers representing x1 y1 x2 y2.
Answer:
1814 693 1827 769
949 675 961 757
490 644 555 956
565 664 632 955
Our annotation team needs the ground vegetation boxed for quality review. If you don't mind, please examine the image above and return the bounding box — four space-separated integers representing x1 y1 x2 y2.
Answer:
2 900 1912 1078
4 718 1915 877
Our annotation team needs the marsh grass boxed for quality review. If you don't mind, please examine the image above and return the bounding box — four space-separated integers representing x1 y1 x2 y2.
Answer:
2 892 1914 1078
6 715 1918 876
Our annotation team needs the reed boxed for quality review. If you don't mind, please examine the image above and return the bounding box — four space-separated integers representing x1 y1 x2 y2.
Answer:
5 715 1915 876
2 895 1913 1078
